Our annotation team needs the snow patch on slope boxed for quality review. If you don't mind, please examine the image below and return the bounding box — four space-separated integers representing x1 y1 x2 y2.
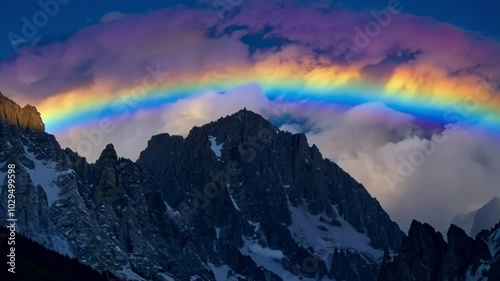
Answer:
239 238 289 279
208 262 231 281
466 261 490 281
227 184 241 211
209 136 223 158
488 227 500 257
248 220 261 232
247 241 284 260
288 202 383 270
158 272 176 281
23 147 62 207
115 266 147 281
239 237 328 281
215 227 221 239
164 201 182 221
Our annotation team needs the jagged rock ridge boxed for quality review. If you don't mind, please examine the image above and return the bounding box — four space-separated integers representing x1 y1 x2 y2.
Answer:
378 220 500 281
136 108 405 280
0 95 406 280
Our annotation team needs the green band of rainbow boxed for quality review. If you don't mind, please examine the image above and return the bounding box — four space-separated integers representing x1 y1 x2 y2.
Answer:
42 77 500 136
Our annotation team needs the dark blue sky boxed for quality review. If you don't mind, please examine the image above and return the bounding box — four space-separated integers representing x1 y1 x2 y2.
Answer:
0 0 499 61
0 0 173 60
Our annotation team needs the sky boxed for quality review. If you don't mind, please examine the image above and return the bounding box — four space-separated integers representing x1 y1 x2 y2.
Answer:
1 0 500 234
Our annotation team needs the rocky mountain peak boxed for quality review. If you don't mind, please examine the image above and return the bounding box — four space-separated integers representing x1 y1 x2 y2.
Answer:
379 220 498 281
136 108 405 280
452 197 500 237
0 92 45 132
471 197 500 237
204 108 279 135
408 219 445 241
94 143 120 204
98 143 118 160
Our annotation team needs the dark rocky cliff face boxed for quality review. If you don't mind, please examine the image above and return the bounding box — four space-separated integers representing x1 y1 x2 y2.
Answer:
137 108 405 280
477 222 500 279
378 220 499 281
0 92 45 132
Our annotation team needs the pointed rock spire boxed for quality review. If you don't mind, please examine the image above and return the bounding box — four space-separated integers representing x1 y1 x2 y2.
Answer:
94 144 120 204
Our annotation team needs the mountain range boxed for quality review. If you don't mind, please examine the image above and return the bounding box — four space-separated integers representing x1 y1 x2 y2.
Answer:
0 92 499 280
452 197 500 238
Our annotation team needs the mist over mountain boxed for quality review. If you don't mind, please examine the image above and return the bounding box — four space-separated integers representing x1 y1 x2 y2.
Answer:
452 197 500 237
451 211 476 237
